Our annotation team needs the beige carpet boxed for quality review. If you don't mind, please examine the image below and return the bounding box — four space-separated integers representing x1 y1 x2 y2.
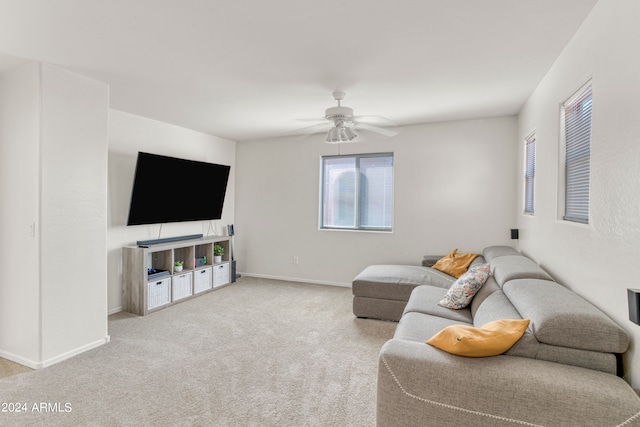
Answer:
0 358 32 380
0 277 396 426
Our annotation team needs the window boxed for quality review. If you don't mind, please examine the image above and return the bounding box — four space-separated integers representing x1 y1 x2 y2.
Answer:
320 153 393 231
524 133 536 215
562 83 592 224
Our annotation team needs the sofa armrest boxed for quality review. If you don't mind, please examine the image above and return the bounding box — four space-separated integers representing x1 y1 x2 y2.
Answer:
421 256 442 268
378 339 640 426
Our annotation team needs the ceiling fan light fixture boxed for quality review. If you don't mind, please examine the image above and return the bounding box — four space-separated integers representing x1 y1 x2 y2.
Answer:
326 127 341 143
325 123 358 143
344 127 357 141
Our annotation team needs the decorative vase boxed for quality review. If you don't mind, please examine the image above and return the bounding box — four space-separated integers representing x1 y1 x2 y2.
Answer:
214 255 222 263
175 265 183 272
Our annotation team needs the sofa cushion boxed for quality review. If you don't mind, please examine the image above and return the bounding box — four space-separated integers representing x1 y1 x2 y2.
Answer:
403 286 473 324
482 245 520 262
472 290 524 327
352 265 454 301
426 319 530 357
438 263 491 309
469 276 500 318
503 279 630 353
504 330 541 359
469 287 543 361
491 255 553 286
432 249 479 278
534 343 618 375
469 255 487 268
393 311 470 343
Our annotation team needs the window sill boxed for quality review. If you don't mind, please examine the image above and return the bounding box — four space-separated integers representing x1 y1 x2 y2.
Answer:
319 227 393 234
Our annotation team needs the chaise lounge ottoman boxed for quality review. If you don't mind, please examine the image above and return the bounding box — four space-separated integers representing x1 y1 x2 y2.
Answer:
352 264 457 321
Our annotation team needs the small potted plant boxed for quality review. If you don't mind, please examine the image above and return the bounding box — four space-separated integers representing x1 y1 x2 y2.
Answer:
174 260 184 272
213 245 224 263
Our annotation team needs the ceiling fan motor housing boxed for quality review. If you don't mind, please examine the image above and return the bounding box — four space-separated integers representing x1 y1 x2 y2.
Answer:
325 106 354 122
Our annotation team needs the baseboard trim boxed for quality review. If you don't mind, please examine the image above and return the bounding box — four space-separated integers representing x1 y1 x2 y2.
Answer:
239 272 351 288
41 336 110 369
1 336 111 370
108 306 123 315
0 350 40 370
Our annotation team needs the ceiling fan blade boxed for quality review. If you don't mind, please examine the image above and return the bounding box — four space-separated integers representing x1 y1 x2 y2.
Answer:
296 117 329 122
354 122 398 137
354 115 397 127
289 122 332 135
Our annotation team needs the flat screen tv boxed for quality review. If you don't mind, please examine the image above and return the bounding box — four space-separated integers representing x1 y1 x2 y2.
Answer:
127 152 231 226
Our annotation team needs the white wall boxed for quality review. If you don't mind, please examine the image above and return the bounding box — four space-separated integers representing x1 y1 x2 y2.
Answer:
0 62 109 368
39 63 109 363
0 61 41 364
235 117 517 285
517 0 640 388
107 110 236 313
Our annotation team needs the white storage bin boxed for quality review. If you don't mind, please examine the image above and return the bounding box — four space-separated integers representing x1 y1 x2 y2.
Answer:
213 263 230 288
172 272 193 301
147 278 171 310
194 267 212 294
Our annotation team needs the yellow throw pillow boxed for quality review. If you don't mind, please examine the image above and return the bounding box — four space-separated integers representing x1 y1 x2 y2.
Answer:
432 249 480 278
426 319 530 357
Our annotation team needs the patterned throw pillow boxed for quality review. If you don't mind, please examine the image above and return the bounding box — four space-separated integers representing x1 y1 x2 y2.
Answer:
438 263 491 309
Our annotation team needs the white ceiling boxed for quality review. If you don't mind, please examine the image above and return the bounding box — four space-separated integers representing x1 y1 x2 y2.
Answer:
0 0 598 142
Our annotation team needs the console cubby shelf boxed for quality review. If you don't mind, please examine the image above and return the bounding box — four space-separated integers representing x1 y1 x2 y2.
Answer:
122 235 232 316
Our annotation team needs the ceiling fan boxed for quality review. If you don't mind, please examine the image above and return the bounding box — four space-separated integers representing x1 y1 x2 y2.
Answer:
299 91 398 143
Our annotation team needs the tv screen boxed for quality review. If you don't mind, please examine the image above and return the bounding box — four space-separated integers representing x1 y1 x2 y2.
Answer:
127 152 230 226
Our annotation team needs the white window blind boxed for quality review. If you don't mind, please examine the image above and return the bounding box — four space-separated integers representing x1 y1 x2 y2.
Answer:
320 153 393 231
524 133 536 215
563 84 592 224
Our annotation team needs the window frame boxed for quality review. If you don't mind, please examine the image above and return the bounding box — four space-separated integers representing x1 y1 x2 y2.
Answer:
319 152 394 232
560 82 592 224
524 132 536 215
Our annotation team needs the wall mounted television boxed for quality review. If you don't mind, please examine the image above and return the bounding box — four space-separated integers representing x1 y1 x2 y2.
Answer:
127 152 231 226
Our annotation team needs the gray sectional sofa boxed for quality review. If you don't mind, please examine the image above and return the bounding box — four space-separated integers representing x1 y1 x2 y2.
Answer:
353 246 640 426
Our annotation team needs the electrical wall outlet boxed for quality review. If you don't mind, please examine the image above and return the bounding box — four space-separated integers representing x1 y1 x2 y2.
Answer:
293 256 299 265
